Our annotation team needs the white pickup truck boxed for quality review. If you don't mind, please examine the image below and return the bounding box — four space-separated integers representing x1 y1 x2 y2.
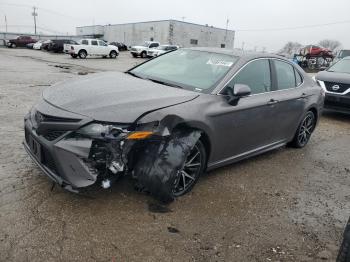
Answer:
130 41 160 58
68 39 119 59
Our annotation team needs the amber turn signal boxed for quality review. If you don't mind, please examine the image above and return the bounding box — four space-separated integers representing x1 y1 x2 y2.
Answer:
126 131 154 140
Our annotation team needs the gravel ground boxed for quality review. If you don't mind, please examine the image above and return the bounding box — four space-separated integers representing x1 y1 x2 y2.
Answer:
0 48 349 262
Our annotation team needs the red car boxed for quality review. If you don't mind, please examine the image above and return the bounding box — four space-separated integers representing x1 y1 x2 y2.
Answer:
300 45 333 58
7 36 37 48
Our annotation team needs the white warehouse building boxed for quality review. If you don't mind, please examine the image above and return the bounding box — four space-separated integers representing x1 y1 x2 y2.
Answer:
76 20 235 49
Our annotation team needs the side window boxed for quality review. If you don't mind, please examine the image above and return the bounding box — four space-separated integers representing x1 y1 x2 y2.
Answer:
274 60 296 90
149 43 159 48
81 40 88 45
91 40 98 46
98 41 107 46
295 69 303 86
229 59 271 95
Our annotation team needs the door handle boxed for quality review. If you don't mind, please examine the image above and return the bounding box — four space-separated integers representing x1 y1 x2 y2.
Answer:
267 99 279 105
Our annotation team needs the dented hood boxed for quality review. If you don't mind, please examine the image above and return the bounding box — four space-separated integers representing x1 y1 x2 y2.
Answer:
43 72 199 123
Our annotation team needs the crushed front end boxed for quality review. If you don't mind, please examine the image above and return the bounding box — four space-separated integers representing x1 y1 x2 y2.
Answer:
23 102 165 193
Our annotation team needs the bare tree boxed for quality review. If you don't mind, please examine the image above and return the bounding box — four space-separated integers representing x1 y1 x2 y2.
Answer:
318 39 342 51
279 42 303 56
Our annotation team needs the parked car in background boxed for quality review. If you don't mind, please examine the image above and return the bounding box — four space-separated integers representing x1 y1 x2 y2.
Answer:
130 41 160 58
24 48 324 202
68 39 119 59
48 39 78 53
41 40 52 51
315 56 350 114
147 45 179 57
63 40 79 54
109 42 128 51
33 40 44 50
26 43 34 49
332 49 350 64
7 36 37 48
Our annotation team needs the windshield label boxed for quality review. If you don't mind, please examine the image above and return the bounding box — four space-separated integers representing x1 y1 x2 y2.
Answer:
207 59 233 67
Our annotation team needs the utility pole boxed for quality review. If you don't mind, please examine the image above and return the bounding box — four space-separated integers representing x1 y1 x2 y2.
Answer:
241 41 245 51
32 6 38 35
4 15 8 33
224 18 229 42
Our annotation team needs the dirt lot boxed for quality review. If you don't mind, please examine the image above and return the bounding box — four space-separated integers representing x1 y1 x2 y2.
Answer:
0 48 349 262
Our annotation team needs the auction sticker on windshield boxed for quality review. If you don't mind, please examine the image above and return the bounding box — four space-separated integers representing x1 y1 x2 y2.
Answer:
207 59 234 67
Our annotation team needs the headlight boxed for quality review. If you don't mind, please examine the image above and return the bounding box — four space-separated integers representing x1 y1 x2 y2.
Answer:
76 123 156 140
77 123 128 138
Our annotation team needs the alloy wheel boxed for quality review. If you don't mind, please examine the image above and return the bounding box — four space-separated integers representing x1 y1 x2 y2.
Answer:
297 112 315 147
172 144 203 196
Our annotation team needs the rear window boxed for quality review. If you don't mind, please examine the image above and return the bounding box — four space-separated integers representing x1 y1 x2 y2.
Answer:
274 60 297 90
91 40 98 46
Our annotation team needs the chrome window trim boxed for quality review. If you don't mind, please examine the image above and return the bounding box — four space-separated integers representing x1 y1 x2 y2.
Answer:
217 57 304 97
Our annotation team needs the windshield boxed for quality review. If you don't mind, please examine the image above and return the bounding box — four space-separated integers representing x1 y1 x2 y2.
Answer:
328 59 350 74
130 49 238 93
339 50 350 59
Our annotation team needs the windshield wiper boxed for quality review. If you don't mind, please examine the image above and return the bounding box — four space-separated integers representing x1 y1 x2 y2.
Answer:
145 78 183 89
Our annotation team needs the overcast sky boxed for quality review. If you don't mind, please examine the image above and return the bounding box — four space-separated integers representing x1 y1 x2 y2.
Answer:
0 0 349 52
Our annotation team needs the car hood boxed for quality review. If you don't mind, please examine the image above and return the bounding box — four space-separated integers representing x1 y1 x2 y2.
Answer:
132 46 147 49
316 70 350 84
43 72 199 123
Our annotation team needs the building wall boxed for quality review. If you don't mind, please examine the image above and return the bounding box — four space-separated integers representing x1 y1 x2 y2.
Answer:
103 21 170 46
0 32 80 42
75 20 235 48
170 21 235 48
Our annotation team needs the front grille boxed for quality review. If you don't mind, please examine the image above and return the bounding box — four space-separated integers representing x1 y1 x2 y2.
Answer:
36 111 81 123
43 130 67 141
41 147 57 173
324 82 350 93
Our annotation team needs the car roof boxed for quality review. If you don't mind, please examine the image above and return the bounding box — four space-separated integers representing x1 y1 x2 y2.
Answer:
186 47 285 60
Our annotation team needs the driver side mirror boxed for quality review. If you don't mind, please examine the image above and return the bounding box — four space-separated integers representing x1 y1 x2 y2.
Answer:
226 84 251 105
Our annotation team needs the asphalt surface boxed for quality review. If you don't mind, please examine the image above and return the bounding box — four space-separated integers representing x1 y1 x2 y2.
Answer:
0 48 349 262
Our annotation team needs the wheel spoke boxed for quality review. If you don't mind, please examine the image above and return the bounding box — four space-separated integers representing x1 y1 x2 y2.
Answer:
182 170 195 181
186 151 199 166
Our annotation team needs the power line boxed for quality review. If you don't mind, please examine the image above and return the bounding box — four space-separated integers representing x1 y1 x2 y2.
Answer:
237 20 350 32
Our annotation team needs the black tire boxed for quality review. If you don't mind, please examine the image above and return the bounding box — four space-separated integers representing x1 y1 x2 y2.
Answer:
289 111 316 148
11 43 16 48
70 54 78 59
78 50 87 59
109 50 118 59
132 53 138 58
171 140 207 197
141 51 147 58
337 217 350 262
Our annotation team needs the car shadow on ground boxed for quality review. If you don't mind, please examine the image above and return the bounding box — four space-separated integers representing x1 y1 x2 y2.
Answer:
322 111 350 122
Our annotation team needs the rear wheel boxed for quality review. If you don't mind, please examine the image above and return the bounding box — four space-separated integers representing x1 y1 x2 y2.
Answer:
289 111 316 148
78 50 87 59
172 140 207 197
109 50 118 58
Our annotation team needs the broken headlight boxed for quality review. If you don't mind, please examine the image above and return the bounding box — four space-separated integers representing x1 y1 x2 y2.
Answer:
76 123 128 139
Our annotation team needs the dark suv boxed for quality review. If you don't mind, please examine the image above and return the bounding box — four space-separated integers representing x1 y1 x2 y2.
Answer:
48 39 78 53
7 36 37 48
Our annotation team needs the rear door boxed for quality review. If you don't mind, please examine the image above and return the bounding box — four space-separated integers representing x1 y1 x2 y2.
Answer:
269 59 307 141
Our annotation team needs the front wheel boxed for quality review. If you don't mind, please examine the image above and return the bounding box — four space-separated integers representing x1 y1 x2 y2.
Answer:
172 140 207 197
11 43 17 48
70 54 78 59
109 50 118 58
141 51 147 58
289 111 316 148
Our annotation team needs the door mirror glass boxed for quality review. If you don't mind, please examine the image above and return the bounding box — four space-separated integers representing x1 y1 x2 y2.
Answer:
234 84 251 97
